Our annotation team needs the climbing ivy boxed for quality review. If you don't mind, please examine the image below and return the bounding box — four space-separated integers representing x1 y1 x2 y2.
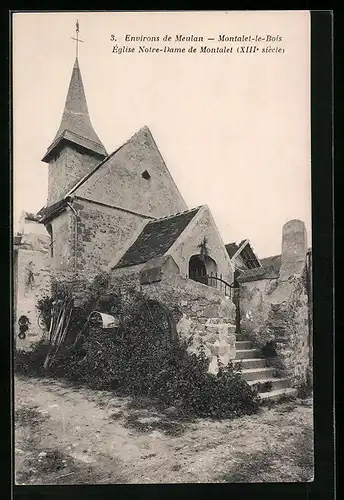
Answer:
18 277 260 420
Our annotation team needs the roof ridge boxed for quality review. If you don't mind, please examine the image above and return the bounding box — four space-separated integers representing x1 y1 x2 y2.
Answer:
261 254 281 260
147 205 203 224
114 205 203 269
65 125 153 197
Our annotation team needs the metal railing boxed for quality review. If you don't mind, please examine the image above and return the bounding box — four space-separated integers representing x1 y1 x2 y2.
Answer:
189 270 238 299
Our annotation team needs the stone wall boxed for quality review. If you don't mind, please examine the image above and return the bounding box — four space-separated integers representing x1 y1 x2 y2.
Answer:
239 220 312 387
50 210 75 271
14 221 51 351
74 126 188 218
110 256 236 375
70 199 148 274
47 145 100 205
49 270 98 306
168 205 234 285
239 277 279 344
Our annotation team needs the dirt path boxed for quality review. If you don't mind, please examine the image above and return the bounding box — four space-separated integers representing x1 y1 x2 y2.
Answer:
14 375 314 484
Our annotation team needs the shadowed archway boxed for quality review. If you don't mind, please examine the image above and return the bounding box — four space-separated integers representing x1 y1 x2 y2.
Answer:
188 254 218 287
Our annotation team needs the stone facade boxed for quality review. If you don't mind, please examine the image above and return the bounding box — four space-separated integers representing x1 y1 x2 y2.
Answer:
13 217 51 350
110 256 236 375
168 205 234 284
239 220 312 387
70 198 149 274
45 198 151 275
239 277 279 341
74 126 187 218
47 145 100 205
13 50 312 394
49 210 74 271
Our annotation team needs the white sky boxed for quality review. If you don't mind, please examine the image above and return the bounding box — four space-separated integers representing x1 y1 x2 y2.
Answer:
13 11 311 257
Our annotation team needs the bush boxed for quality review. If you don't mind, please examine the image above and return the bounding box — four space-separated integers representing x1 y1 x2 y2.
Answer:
36 296 54 330
16 282 260 420
14 339 50 377
260 340 277 358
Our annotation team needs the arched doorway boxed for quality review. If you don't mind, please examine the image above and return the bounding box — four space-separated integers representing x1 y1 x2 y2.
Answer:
188 254 218 286
189 255 207 282
138 299 177 344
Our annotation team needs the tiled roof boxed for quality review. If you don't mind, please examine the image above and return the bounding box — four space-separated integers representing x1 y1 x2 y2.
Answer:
36 199 69 223
238 267 279 283
225 242 239 258
114 207 201 269
24 212 40 222
239 248 312 283
226 239 261 269
237 252 281 282
260 254 282 274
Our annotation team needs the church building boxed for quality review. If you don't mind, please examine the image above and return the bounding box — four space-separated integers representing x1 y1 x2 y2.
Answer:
13 43 312 398
14 53 236 349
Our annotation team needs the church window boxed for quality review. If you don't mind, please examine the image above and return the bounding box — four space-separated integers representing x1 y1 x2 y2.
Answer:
142 170 151 180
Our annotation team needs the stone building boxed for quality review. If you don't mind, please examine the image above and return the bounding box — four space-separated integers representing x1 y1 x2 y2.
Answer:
13 54 312 398
13 212 51 350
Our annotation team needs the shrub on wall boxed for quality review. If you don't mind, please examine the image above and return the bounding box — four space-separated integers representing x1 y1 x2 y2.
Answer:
14 338 50 377
15 277 260 419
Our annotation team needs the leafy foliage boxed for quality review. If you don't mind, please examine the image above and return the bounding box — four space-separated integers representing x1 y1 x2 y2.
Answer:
14 338 50 377
36 296 54 330
260 340 277 358
17 277 260 420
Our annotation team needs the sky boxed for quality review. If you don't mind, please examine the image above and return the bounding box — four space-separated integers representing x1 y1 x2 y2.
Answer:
13 11 311 258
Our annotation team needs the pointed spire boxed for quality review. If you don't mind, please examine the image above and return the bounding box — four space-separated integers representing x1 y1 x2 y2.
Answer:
42 57 107 163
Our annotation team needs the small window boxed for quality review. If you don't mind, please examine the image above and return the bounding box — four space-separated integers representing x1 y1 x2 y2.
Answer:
46 223 54 257
142 170 151 180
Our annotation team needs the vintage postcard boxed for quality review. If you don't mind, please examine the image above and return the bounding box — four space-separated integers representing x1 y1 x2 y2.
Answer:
13 10 315 485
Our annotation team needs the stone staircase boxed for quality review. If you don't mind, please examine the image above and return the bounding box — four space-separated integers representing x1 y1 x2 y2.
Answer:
233 340 297 402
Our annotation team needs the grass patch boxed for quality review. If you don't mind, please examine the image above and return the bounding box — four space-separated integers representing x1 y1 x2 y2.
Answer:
219 421 314 483
15 406 49 427
16 446 126 485
124 412 188 437
16 286 260 421
109 411 123 421
260 394 296 409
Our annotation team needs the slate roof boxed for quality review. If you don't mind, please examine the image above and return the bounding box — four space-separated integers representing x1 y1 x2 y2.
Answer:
260 254 282 274
237 251 281 282
226 239 261 269
36 198 69 223
114 207 202 269
238 241 261 269
225 242 239 259
238 266 279 283
42 58 107 163
24 212 41 222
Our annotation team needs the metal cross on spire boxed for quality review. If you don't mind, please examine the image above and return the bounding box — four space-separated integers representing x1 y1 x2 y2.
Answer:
71 19 84 58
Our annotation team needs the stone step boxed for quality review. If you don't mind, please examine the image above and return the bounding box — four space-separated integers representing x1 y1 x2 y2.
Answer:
235 349 260 360
247 377 291 391
241 367 276 382
259 387 297 402
235 341 253 350
233 358 266 369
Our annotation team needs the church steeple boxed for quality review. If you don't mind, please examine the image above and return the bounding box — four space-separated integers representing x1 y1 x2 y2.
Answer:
42 22 107 206
42 57 107 163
